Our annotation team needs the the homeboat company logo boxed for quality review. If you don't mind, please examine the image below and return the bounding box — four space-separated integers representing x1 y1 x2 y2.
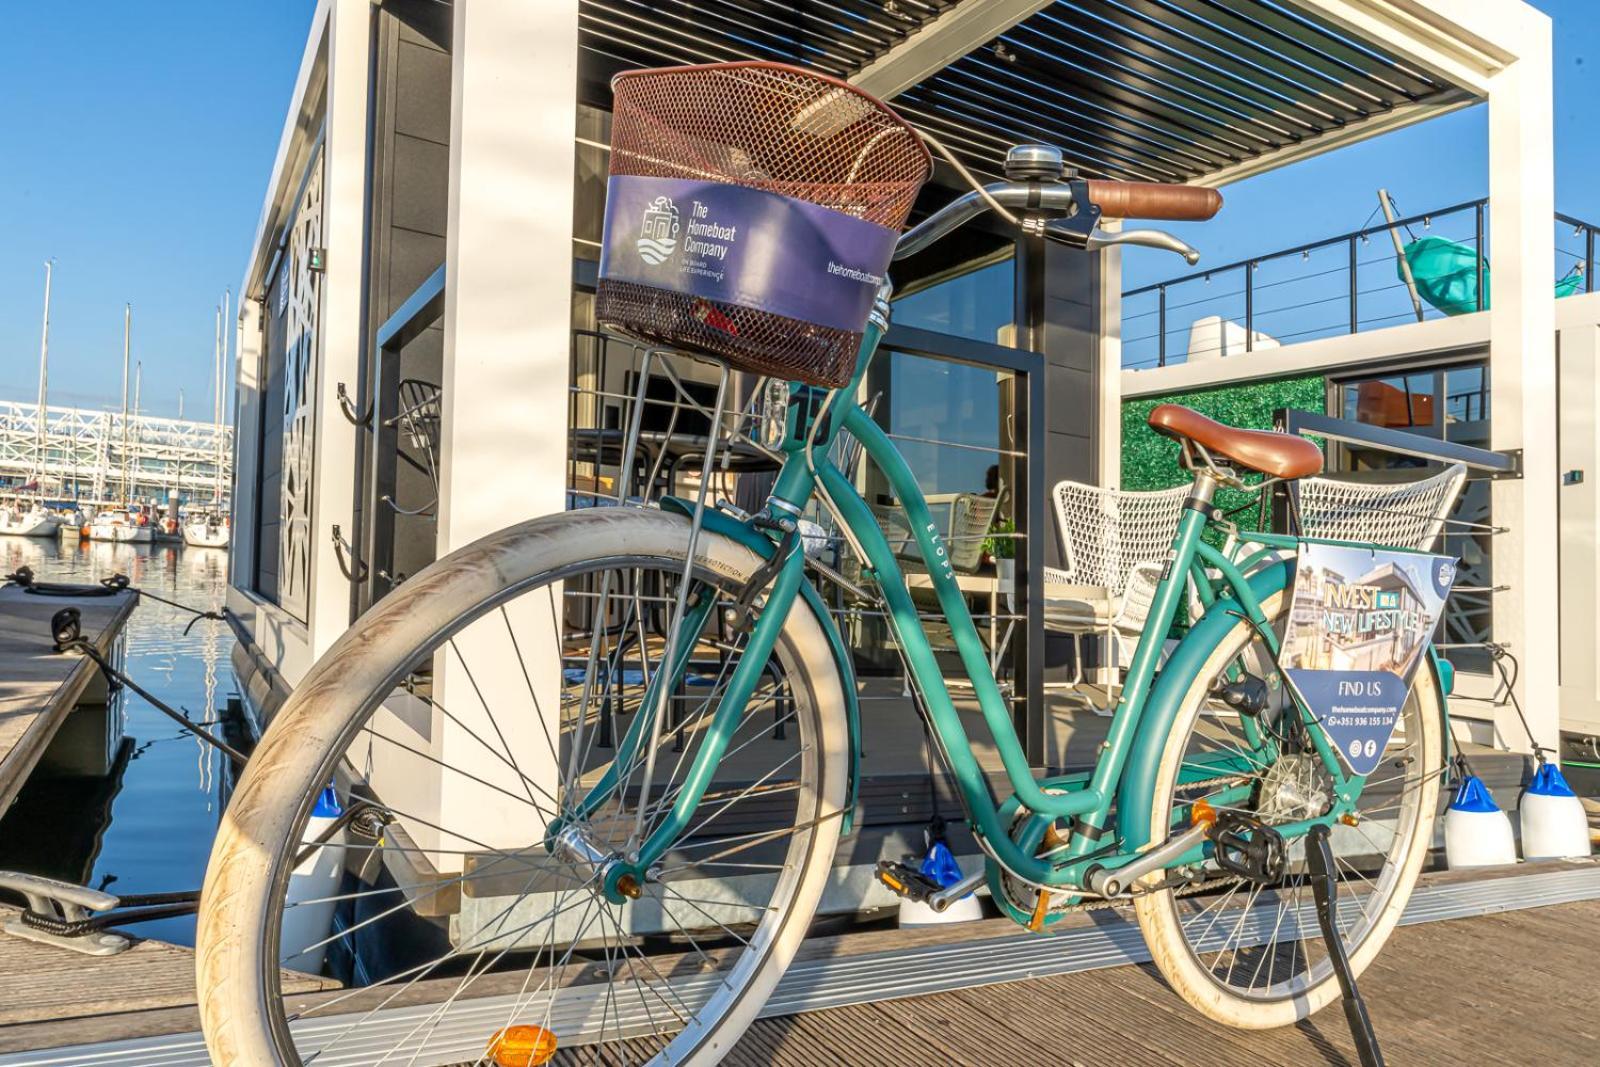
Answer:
637 195 680 264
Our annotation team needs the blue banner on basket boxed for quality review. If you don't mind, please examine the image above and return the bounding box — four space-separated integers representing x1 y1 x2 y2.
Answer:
599 175 897 334
1280 546 1456 777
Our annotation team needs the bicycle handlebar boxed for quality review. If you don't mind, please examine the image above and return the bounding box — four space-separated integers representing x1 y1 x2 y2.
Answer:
893 183 1074 260
1083 180 1222 222
893 174 1221 263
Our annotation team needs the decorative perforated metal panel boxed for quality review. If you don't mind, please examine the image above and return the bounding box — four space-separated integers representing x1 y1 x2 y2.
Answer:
279 151 323 622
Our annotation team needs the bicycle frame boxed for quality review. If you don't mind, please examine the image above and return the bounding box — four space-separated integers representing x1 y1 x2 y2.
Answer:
576 315 1442 906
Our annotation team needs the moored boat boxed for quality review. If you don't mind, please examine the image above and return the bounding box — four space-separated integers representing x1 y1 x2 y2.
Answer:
0 501 61 538
88 509 154 544
182 513 230 549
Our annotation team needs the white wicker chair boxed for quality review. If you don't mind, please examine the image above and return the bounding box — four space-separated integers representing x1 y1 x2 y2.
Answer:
871 492 1000 575
870 493 1003 673
1195 463 1469 615
1297 464 1467 549
1045 480 1191 702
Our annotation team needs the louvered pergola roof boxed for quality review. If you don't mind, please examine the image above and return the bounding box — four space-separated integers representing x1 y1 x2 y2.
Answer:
577 0 1478 184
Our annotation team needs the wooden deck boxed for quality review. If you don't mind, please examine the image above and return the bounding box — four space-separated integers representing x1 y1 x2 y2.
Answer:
0 861 1594 1063
0 583 137 815
729 898 1600 1065
0 905 337 1041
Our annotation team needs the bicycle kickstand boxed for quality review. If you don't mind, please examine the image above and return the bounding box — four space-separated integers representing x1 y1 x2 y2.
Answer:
1306 823 1384 1067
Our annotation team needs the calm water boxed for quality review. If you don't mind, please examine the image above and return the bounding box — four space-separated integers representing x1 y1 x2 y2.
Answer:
0 535 236 945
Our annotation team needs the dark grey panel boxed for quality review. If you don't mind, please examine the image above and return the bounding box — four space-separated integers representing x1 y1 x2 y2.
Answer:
389 135 451 235
1045 362 1093 420
394 40 451 144
354 7 453 620
386 229 448 321
1045 292 1096 337
1040 242 1100 568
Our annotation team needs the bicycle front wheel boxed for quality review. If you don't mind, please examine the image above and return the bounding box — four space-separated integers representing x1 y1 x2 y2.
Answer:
198 507 849 1065
1135 588 1443 1029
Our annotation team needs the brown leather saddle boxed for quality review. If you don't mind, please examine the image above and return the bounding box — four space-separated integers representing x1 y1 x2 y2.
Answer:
1148 404 1322 480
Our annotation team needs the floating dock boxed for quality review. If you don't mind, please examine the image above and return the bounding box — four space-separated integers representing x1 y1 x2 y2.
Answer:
1 585 1593 1064
0 859 1593 1064
0 903 338 1053
0 583 137 816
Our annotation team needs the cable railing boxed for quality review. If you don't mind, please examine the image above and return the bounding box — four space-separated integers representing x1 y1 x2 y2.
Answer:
1124 200 1599 370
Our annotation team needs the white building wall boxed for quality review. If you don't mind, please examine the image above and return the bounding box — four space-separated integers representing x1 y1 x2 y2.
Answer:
426 0 582 856
1556 296 1600 738
305 0 374 659
1485 12 1559 753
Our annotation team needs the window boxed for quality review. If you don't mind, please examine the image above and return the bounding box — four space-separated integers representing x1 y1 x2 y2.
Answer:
891 252 1016 346
1333 362 1492 665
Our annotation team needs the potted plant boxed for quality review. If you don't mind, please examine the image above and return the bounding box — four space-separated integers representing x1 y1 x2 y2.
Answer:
983 517 1016 612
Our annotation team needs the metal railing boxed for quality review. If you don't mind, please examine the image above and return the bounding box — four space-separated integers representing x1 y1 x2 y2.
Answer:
1124 201 1599 370
1556 211 1600 294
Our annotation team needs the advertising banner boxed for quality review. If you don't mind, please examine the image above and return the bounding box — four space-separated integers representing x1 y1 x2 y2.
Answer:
599 175 898 334
1279 543 1456 776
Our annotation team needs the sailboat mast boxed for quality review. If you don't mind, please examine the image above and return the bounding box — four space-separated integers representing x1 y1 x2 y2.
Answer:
121 304 131 504
217 290 229 506
35 261 53 487
132 361 141 506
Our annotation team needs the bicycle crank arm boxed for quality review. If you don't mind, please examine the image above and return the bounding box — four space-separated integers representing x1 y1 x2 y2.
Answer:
928 870 986 912
1084 818 1211 898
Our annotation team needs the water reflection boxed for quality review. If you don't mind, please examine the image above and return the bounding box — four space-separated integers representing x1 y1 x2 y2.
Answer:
0 536 236 945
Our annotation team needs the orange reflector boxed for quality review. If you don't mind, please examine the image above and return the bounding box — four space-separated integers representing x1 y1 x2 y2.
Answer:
1028 889 1052 932
487 1025 558 1066
1191 798 1217 829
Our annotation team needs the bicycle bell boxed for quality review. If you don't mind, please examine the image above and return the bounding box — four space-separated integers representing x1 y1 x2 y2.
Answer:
1005 144 1067 182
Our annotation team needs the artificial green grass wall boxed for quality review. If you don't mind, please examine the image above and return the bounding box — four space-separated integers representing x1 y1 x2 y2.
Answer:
1121 375 1326 532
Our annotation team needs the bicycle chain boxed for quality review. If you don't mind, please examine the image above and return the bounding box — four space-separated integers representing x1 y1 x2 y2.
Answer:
997 771 1253 921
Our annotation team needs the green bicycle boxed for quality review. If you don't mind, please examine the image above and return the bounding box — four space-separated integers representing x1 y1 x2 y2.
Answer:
198 63 1446 1065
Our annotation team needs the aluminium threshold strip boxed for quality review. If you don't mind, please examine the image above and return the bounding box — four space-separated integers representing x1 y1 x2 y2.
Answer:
7 862 1597 1067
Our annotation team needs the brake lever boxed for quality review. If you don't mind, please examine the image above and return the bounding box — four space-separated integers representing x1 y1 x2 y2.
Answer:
1086 227 1201 266
1044 217 1201 265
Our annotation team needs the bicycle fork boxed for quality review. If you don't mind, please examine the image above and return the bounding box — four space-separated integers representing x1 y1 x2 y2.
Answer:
549 537 810 904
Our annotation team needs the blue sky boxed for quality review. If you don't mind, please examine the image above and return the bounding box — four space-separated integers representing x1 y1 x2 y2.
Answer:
0 2 316 419
0 1 1594 417
1119 0 1599 292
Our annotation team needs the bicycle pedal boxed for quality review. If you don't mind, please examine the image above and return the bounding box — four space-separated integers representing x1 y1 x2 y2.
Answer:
1207 811 1287 884
874 860 941 904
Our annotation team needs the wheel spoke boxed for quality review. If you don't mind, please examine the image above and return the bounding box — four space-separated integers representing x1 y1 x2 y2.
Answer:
225 541 835 1064
1150 593 1437 1009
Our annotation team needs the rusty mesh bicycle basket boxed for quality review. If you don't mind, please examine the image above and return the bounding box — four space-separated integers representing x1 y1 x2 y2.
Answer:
596 62 931 389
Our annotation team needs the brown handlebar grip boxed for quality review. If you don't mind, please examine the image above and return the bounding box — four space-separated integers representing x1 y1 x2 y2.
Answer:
1084 180 1222 221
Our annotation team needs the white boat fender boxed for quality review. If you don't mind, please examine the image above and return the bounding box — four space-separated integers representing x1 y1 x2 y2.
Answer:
279 785 347 973
1444 774 1517 869
1519 761 1592 860
898 816 984 926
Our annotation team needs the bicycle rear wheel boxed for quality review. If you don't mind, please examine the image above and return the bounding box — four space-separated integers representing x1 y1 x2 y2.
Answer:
1135 589 1443 1028
198 507 848 1065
